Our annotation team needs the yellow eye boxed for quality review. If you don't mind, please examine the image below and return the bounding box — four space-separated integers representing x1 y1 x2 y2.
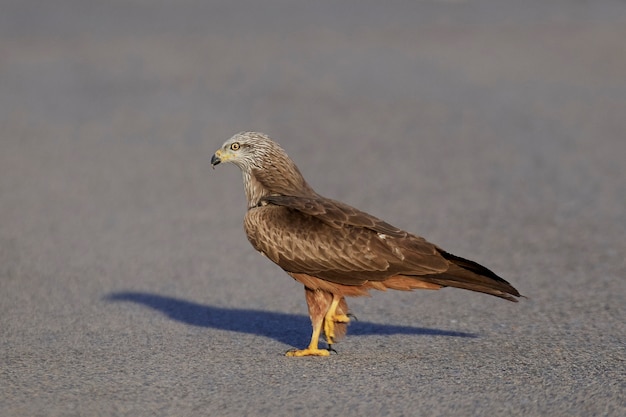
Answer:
230 142 241 151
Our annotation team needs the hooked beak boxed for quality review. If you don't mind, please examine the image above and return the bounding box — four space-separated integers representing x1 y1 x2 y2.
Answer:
210 152 221 167
211 149 222 169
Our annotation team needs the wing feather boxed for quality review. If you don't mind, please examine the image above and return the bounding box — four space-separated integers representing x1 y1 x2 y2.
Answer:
245 196 449 286
261 195 409 238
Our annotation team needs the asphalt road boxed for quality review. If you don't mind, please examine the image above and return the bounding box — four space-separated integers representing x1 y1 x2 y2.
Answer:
1 1 625 416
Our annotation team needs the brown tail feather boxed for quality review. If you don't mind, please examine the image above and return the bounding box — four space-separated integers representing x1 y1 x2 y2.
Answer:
417 250 522 302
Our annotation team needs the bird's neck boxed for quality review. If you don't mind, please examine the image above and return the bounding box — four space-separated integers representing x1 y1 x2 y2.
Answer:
242 162 315 208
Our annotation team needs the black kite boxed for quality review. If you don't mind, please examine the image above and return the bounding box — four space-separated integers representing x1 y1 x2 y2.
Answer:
211 132 521 356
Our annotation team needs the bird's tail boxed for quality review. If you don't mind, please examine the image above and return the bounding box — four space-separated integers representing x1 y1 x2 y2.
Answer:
418 250 522 302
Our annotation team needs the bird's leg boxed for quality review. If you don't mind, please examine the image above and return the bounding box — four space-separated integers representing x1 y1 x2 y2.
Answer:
286 288 332 357
323 294 351 347
286 313 329 357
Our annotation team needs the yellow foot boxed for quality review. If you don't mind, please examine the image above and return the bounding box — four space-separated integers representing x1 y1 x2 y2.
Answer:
285 348 330 357
323 313 351 344
333 313 351 323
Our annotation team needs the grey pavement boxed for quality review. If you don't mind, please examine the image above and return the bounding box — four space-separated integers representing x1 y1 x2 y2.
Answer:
1 1 625 416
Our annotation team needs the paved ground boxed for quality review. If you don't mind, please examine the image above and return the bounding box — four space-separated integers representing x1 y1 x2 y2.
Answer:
1 1 625 416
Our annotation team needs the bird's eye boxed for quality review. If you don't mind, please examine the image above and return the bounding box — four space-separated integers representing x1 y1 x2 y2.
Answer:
230 142 241 151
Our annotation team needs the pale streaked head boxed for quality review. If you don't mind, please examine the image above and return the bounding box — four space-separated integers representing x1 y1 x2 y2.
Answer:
211 131 315 206
210 131 284 172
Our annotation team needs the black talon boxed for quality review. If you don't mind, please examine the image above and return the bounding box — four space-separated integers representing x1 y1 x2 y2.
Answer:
347 313 358 321
327 345 338 354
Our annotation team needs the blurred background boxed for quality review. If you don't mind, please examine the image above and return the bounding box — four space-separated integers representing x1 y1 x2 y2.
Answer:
1 1 625 416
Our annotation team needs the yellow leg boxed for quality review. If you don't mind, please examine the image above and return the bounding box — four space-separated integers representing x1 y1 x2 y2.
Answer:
285 317 330 357
323 294 351 345
286 288 332 357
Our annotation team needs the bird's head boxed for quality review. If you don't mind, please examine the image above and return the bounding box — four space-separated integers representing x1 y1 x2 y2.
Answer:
211 132 315 206
211 131 275 171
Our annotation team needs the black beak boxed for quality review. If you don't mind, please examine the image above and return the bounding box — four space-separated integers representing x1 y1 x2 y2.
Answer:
210 154 221 167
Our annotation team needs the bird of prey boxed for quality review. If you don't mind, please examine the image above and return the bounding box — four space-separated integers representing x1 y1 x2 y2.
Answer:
211 132 521 357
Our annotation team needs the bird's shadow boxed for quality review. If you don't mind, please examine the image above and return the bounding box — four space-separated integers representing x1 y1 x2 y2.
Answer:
105 291 476 347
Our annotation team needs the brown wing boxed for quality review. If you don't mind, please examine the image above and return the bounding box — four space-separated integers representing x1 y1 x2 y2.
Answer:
260 195 410 237
244 195 449 286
